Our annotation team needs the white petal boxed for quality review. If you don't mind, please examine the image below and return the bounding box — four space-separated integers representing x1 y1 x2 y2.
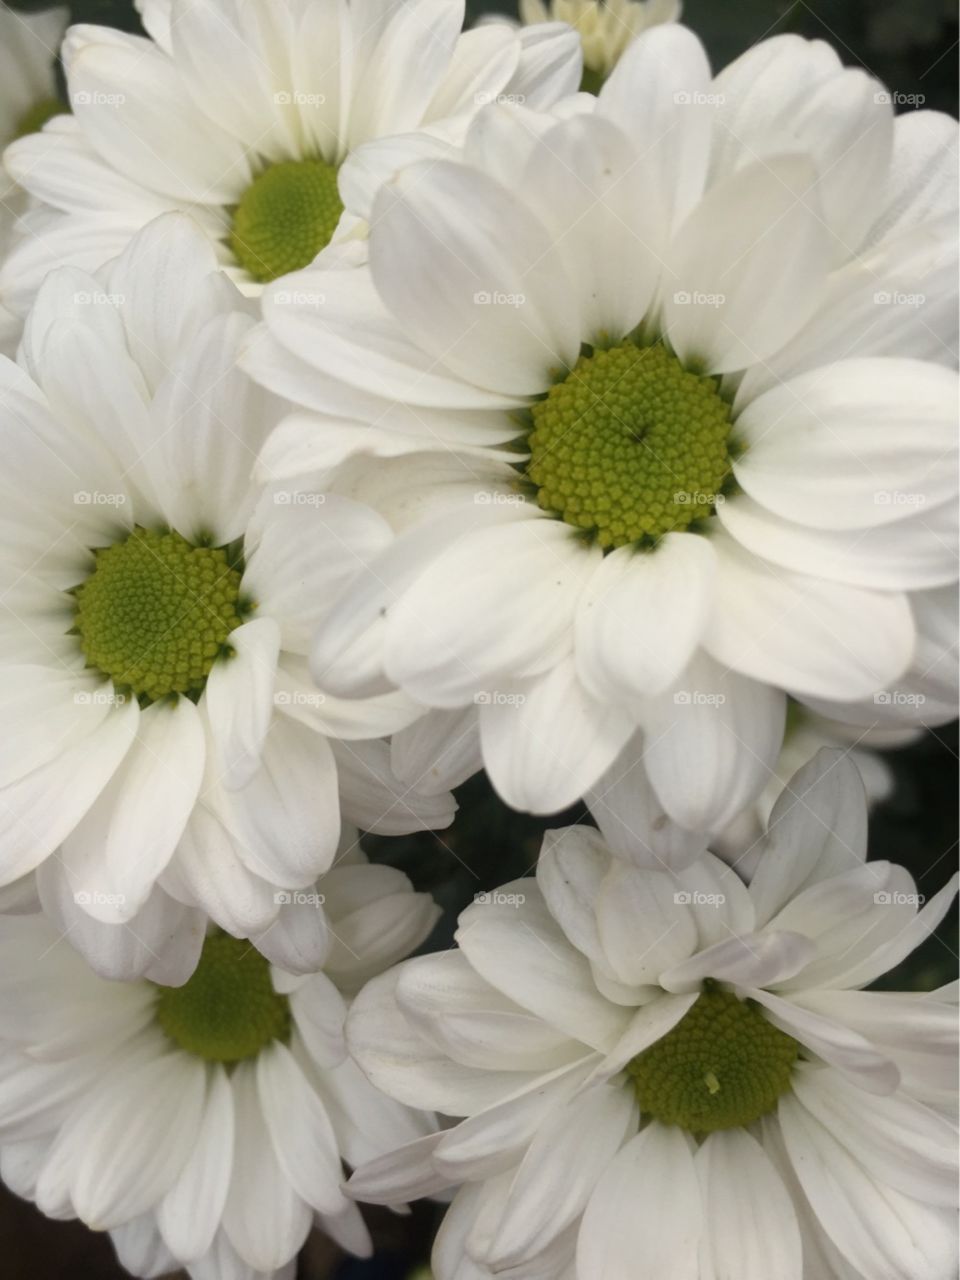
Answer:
640 649 787 832
733 359 958 531
257 1041 347 1215
370 159 580 394
205 618 281 790
705 529 915 700
384 518 596 708
346 1131 450 1204
664 156 830 373
157 1066 234 1262
508 22 582 109
575 534 716 702
455 882 630 1050
793 1063 957 1207
660 930 814 993
480 658 636 814
484 1083 637 1269
749 748 868 926
597 25 712 225
696 1128 802 1280
59 696 205 922
222 1062 312 1271
577 1125 701 1279
251 892 330 976
746 989 899 1094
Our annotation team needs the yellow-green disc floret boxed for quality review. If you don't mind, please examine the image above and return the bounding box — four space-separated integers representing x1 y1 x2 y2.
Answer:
154 932 292 1064
74 527 244 703
230 158 344 282
626 985 799 1133
526 341 733 548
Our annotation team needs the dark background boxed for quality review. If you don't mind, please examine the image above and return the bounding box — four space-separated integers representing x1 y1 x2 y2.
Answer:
3 0 957 1275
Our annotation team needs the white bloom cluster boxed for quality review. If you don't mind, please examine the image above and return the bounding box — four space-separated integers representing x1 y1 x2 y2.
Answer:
0 0 954 1277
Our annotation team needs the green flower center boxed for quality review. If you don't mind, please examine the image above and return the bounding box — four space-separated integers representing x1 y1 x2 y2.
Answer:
525 341 733 549
230 159 344 282
154 932 291 1063
13 96 65 140
73 527 244 704
626 986 798 1133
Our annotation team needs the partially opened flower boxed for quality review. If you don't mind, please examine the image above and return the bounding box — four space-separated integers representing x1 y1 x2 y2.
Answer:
0 0 581 314
0 850 440 1280
518 0 679 89
0 2 68 352
346 751 958 1280
247 26 958 864
0 213 452 981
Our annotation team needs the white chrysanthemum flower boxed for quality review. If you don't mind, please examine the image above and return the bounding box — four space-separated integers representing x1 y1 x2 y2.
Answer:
0 2 67 352
0 849 440 1280
345 751 959 1280
0 0 581 316
246 26 958 864
0 213 452 982
519 0 679 87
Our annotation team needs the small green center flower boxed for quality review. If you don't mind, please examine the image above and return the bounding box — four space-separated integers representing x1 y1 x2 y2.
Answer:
230 159 344 282
626 986 798 1133
13 96 65 140
74 526 244 703
154 932 291 1063
525 341 734 549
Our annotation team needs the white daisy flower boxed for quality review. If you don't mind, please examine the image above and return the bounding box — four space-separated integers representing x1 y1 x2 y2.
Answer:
0 0 581 316
518 0 679 89
245 26 958 864
0 848 440 1280
0 213 453 982
0 2 68 353
345 751 959 1280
